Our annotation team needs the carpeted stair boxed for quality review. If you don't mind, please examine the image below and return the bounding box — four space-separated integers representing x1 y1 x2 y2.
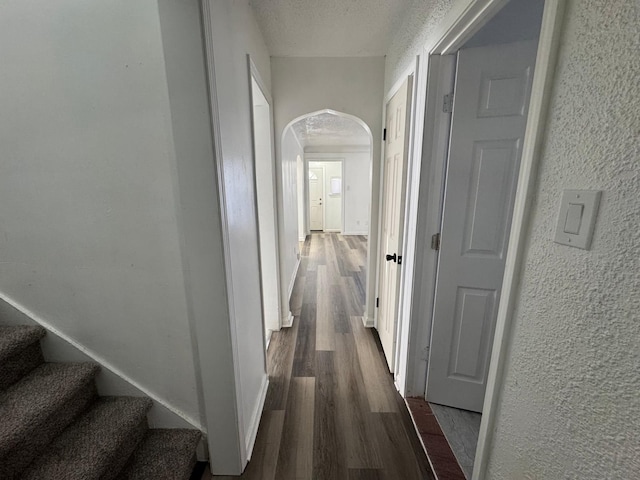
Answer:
0 325 201 480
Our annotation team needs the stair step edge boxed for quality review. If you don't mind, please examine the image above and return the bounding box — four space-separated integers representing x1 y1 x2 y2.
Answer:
0 362 100 450
118 429 202 480
0 325 46 362
20 396 154 480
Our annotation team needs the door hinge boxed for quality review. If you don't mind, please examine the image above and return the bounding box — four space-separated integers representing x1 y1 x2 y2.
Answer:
431 233 441 251
376 297 379 308
443 93 453 113
383 128 387 141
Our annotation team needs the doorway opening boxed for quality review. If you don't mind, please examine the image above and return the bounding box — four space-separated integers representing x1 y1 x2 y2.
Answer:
308 160 343 233
398 0 553 478
249 61 281 346
282 109 374 321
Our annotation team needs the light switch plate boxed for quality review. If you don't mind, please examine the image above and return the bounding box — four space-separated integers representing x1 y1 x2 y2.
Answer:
554 190 601 250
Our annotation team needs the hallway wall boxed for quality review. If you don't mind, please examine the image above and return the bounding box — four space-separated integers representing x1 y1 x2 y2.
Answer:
306 151 371 235
0 0 201 426
272 57 385 322
386 0 640 478
203 0 272 472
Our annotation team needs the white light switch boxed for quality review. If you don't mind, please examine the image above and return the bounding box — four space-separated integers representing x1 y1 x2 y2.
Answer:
554 190 601 250
563 203 583 234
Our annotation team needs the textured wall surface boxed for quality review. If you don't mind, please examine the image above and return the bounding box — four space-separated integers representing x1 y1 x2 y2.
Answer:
385 0 455 92
487 1 640 478
249 0 411 56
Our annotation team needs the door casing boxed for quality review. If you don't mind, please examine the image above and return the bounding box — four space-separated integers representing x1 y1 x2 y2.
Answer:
388 1 566 479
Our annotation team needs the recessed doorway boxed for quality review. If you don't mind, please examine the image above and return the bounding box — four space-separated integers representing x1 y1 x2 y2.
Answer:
308 160 343 233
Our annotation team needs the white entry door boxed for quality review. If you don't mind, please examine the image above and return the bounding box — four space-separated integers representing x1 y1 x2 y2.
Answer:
426 41 537 412
309 167 324 231
378 76 413 371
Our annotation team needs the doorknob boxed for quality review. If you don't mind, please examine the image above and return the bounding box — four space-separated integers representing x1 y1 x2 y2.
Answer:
385 253 397 262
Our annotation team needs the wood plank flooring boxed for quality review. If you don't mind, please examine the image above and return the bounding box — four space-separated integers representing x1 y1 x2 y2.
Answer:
209 234 434 480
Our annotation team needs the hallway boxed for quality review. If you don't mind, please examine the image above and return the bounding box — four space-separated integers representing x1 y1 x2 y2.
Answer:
211 233 433 479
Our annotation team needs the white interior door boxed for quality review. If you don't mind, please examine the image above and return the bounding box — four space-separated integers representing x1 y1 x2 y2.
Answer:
309 167 324 231
378 76 413 371
426 41 537 412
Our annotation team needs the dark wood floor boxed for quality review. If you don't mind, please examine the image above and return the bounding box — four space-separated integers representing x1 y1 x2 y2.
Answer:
210 233 434 480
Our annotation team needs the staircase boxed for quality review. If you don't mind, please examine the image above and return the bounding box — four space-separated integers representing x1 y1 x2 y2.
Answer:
0 325 201 480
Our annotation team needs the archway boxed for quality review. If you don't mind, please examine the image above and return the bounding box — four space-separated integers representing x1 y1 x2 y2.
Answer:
279 109 376 326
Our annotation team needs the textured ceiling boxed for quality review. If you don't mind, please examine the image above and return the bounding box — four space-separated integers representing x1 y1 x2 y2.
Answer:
290 112 370 147
249 0 413 57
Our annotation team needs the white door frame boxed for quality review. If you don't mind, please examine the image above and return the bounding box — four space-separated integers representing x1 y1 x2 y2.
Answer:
392 1 566 479
374 61 420 342
307 163 326 231
248 56 284 338
306 155 346 234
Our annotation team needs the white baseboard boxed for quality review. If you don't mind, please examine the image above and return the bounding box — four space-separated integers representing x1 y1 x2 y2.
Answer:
282 311 294 328
287 257 301 303
245 374 269 461
0 293 203 436
362 314 375 328
323 229 341 233
299 235 306 242
343 231 369 236
265 329 273 350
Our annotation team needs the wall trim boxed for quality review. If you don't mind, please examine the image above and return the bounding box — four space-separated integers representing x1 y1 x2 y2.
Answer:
281 257 300 328
282 312 295 328
0 292 202 431
288 257 301 303
244 374 269 461
361 315 375 328
201 0 247 472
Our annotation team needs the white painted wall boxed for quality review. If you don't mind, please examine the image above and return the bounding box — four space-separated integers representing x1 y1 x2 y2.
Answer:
272 57 385 322
308 161 342 232
386 0 640 477
0 0 201 425
204 0 271 471
485 1 640 478
307 151 371 235
251 79 280 339
280 129 304 318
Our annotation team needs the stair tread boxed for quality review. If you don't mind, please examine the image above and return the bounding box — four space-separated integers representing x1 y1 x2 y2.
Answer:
0 325 46 362
119 429 201 480
0 362 99 453
21 396 153 479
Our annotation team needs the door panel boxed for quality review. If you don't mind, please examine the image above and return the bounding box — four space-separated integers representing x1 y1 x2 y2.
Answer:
378 76 412 372
426 41 537 412
309 167 323 231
